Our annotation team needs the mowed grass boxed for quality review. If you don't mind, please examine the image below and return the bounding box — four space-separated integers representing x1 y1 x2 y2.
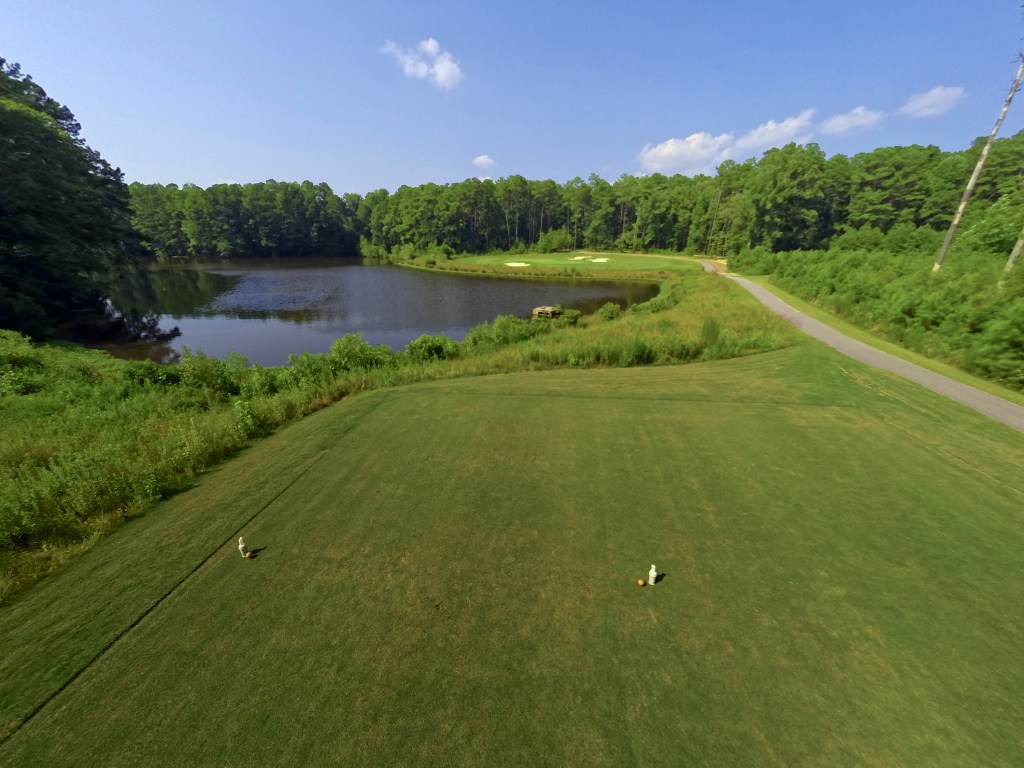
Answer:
2 341 1024 766
448 250 701 274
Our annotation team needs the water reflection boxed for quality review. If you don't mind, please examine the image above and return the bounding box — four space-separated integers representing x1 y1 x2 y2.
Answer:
108 266 239 317
100 259 659 367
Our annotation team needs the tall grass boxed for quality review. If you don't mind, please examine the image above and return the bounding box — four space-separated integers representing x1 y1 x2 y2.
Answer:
0 271 795 602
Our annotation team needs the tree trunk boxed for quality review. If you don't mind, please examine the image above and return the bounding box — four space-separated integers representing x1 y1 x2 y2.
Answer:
933 54 1024 271
705 189 722 255
1000 219 1024 288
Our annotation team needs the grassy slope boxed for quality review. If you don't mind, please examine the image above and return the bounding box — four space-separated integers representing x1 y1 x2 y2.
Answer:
0 264 787 605
2 338 1023 766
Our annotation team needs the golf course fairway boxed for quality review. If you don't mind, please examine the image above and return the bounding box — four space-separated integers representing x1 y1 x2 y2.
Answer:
2 340 1023 766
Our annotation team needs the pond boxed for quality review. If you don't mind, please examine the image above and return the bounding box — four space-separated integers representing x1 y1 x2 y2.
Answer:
99 259 659 367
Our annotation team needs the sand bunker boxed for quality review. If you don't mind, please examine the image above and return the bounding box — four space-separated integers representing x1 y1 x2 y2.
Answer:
571 256 589 261
592 257 609 262
505 262 530 267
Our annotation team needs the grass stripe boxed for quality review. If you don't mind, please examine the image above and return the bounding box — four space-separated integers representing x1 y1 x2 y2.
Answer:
0 448 327 746
1 346 1022 765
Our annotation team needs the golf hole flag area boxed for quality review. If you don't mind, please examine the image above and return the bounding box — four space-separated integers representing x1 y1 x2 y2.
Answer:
1 344 1023 766
464 251 696 272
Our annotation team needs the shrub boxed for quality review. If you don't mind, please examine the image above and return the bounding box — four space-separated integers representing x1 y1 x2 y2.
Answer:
0 332 45 395
554 308 582 327
286 351 335 387
233 399 271 439
358 236 389 261
597 302 622 322
493 316 542 345
390 243 418 263
238 364 283 398
534 229 573 253
463 315 552 350
329 333 394 372
125 359 183 387
729 245 779 275
426 243 455 261
179 349 240 396
404 334 460 362
972 302 1024 389
627 291 677 315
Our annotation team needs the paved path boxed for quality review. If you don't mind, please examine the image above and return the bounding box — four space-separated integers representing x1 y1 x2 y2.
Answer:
722 272 1024 434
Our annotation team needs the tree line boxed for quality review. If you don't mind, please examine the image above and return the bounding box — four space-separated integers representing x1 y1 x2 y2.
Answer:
128 133 1024 268
354 136 1024 262
129 180 362 261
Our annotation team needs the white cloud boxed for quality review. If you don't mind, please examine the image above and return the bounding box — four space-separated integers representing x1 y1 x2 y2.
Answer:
820 105 885 135
638 108 818 175
898 86 965 118
638 132 735 175
638 90 962 177
472 154 495 168
734 108 816 152
381 38 464 90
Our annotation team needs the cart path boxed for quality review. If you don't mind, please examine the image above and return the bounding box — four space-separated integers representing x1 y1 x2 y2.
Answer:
722 271 1024 433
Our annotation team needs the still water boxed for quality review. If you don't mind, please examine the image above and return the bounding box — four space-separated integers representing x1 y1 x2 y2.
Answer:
102 259 659 367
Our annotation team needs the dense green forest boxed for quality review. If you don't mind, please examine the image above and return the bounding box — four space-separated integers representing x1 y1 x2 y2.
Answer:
129 135 1024 265
128 180 362 260
0 58 135 338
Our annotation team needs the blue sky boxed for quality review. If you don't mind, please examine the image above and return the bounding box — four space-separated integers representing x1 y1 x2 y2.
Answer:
5 1 1023 194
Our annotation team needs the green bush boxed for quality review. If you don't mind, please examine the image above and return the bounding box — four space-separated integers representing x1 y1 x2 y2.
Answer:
125 360 183 388
286 351 335 387
534 229 573 253
238 364 283 399
554 308 582 327
729 245 780 275
328 333 394 372
597 302 622 322
179 349 240 396
463 314 552 350
358 236 389 261
233 399 270 439
973 302 1024 389
404 334 460 362
426 243 455 261
627 291 677 315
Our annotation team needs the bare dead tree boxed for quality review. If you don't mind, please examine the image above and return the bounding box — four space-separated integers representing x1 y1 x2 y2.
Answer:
933 54 1024 272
